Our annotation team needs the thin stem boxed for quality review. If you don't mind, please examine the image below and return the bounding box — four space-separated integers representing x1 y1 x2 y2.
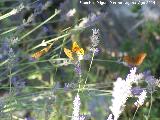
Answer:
52 37 66 86
77 61 82 93
132 107 139 120
82 51 95 90
147 92 153 120
9 66 12 120
20 9 60 40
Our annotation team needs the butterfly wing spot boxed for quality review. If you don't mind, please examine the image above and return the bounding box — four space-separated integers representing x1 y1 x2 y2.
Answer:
64 48 74 60
79 48 84 55
76 48 84 56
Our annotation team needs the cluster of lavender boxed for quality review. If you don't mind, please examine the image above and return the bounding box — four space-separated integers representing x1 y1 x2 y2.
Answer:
60 8 76 21
107 67 159 120
89 29 100 54
71 94 85 120
77 12 107 28
22 0 53 27
10 0 54 37
59 0 76 21
0 37 25 94
84 28 100 60
0 37 18 68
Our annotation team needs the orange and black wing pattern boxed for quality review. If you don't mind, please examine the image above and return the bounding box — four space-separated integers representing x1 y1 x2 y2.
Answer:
31 43 53 59
64 48 74 60
133 53 147 66
123 52 146 66
64 41 84 60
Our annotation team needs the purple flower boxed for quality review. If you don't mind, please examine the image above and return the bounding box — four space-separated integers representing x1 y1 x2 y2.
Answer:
28 57 36 62
74 63 82 75
94 48 100 55
33 2 43 15
25 112 35 120
89 47 100 55
131 87 144 96
7 48 16 68
64 82 77 92
134 90 147 107
109 67 142 120
25 117 35 120
83 29 100 60
11 76 25 94
83 54 91 60
79 115 86 120
143 70 157 93
2 41 9 50
77 12 107 28
43 25 49 33
90 29 100 47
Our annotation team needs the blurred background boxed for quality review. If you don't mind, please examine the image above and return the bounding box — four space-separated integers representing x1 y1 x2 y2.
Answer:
0 0 160 120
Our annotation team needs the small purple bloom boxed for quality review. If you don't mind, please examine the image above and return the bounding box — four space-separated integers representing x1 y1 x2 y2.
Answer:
33 1 43 15
43 26 49 33
74 63 81 75
131 87 144 96
28 56 36 62
94 48 100 55
79 115 86 120
0 54 3 60
83 54 91 60
11 76 25 94
2 41 9 50
143 70 157 92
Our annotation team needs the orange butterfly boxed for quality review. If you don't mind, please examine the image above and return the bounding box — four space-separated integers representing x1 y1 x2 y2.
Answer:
64 41 84 60
31 43 53 59
123 52 147 66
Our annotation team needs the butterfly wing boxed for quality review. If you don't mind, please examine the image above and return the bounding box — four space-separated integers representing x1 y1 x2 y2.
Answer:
123 55 134 65
31 50 45 59
76 48 84 55
64 48 74 60
72 41 80 53
43 44 52 52
134 53 146 66
76 48 85 60
31 44 53 59
80 48 84 55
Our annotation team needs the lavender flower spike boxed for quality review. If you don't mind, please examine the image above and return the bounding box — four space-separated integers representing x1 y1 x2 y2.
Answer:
79 115 85 120
109 77 132 120
134 90 147 107
109 67 142 120
71 93 81 120
74 63 82 75
90 29 100 48
107 114 113 120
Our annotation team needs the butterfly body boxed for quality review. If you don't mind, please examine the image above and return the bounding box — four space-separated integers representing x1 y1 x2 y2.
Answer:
64 41 84 60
